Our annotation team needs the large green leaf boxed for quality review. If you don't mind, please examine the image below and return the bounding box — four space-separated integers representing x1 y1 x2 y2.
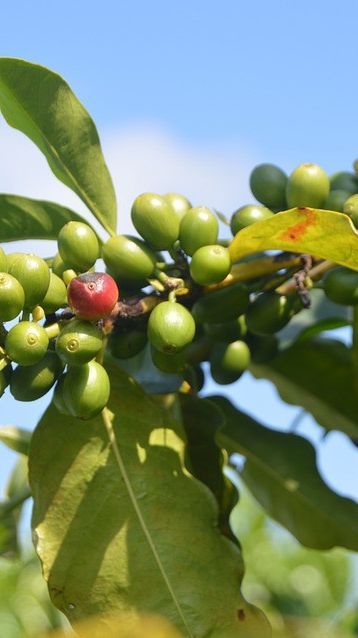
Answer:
0 194 86 242
212 396 358 551
250 337 358 438
229 208 358 270
0 58 117 235
29 367 269 638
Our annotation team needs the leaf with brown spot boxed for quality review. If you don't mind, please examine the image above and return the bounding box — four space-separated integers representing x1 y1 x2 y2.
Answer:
229 208 358 270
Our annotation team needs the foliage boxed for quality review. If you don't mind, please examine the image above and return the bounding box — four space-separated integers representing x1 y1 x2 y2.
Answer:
0 58 357 637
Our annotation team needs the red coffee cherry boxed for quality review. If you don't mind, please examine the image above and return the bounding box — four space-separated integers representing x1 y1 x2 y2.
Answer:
67 272 119 320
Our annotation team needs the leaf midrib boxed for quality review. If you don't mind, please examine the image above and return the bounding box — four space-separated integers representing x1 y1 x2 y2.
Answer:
0 73 115 236
101 408 194 638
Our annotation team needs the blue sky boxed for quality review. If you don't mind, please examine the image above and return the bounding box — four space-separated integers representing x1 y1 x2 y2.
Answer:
0 1 357 508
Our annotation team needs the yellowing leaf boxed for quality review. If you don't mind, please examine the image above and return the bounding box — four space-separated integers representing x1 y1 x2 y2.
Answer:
229 208 358 270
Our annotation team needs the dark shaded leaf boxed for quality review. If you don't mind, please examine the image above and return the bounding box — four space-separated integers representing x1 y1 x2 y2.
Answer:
212 396 358 551
250 337 358 438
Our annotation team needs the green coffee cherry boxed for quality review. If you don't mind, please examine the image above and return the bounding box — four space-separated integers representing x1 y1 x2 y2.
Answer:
55 319 103 365
53 374 71 415
0 273 25 321
246 333 279 363
286 163 330 208
41 272 67 313
0 364 12 397
190 245 231 285
108 329 147 359
192 282 250 324
164 192 192 221
179 206 218 256
51 253 69 278
58 221 100 272
210 340 250 385
203 315 247 342
330 171 358 194
151 347 186 373
323 189 351 212
5 321 49 366
63 361 111 419
323 267 358 305
8 253 50 309
249 163 287 210
343 194 358 227
246 292 294 335
147 301 196 353
131 193 179 250
10 351 64 401
230 205 273 235
0 247 7 272
102 235 157 283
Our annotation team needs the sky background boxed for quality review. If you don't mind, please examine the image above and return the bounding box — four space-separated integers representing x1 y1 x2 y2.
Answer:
0 1 357 515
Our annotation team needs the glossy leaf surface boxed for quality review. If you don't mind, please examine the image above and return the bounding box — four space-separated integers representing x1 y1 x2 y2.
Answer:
0 58 117 234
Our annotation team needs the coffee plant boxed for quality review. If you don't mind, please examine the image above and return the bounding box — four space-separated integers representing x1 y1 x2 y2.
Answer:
0 58 357 637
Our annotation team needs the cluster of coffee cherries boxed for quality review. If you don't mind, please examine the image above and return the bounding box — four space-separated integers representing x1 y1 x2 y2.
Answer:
1 161 358 419
0 223 118 419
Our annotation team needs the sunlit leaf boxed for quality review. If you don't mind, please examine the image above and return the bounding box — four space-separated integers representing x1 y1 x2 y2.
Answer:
213 396 358 551
229 208 358 271
29 366 270 637
0 58 117 234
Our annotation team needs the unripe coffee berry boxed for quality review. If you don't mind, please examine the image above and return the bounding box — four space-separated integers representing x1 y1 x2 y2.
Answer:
8 253 50 310
250 163 287 210
108 329 147 359
230 205 273 236
190 245 231 285
179 206 218 256
147 301 196 354
67 272 118 320
41 272 68 313
63 360 111 419
131 193 179 250
0 273 25 321
56 319 103 365
164 192 192 222
286 163 330 208
10 351 64 401
5 321 49 366
102 235 157 283
58 221 100 272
